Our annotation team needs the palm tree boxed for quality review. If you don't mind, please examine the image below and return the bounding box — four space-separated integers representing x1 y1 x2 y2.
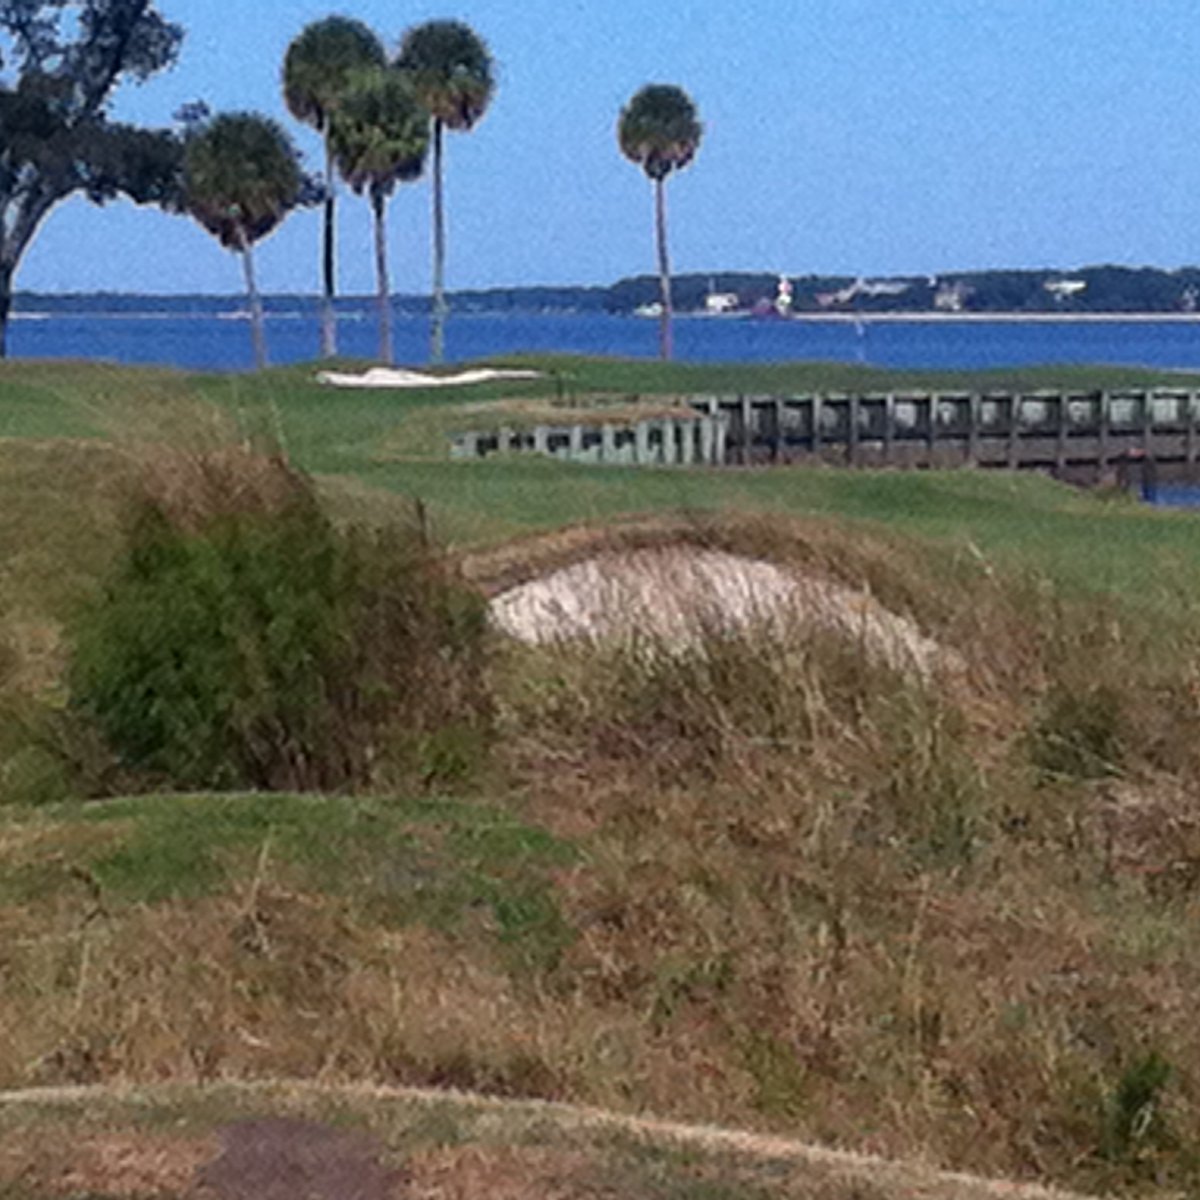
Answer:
618 84 703 361
329 69 429 364
283 17 386 359
396 20 495 364
183 113 304 370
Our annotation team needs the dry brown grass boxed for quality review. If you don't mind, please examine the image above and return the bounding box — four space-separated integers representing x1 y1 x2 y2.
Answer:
477 515 1200 1195
6 501 1200 1197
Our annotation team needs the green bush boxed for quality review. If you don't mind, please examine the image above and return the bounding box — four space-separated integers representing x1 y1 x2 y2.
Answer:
68 457 490 793
1100 1051 1175 1167
1028 685 1126 781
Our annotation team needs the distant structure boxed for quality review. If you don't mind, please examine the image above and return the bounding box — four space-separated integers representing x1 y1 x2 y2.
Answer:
933 280 972 312
704 287 739 314
774 275 794 317
814 276 910 308
1045 279 1087 301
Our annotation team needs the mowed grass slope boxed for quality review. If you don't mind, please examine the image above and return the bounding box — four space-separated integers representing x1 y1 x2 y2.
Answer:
4 354 1200 602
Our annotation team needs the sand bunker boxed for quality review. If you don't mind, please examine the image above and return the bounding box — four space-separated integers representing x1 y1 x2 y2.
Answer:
316 367 542 389
489 547 947 676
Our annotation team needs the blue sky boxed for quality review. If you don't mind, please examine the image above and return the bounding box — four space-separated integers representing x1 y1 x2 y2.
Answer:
13 0 1200 294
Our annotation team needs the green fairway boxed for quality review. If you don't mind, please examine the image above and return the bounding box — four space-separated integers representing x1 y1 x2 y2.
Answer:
3 353 1200 610
348 455 1200 597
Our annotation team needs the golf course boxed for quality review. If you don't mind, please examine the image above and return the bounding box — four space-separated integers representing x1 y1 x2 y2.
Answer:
4 353 1200 1199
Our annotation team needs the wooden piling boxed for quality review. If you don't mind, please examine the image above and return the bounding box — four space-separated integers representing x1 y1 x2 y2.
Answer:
1188 392 1199 476
456 387 1200 481
967 393 980 465
660 419 678 466
1098 391 1111 477
634 420 650 464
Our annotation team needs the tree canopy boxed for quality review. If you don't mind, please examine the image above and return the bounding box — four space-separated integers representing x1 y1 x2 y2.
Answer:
618 84 703 181
282 16 386 134
396 20 494 132
0 0 184 353
183 112 303 250
0 1 184 214
329 68 429 203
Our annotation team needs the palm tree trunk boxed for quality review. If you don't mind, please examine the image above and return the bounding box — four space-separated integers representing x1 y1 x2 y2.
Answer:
654 176 674 361
237 228 268 371
320 131 338 359
430 117 448 364
372 191 393 365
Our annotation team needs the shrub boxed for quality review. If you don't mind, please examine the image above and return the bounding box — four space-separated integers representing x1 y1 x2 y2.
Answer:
1100 1051 1175 1167
1029 685 1126 781
68 453 489 793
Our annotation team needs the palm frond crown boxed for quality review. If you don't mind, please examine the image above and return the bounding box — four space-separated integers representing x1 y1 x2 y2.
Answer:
184 113 303 248
396 20 494 131
328 67 429 201
618 84 702 181
283 17 387 132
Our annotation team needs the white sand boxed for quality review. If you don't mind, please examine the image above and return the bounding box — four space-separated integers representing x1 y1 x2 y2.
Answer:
316 367 543 389
489 547 947 676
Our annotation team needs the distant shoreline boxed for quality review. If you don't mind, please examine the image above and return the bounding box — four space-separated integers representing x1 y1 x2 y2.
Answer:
11 306 1200 323
679 311 1200 324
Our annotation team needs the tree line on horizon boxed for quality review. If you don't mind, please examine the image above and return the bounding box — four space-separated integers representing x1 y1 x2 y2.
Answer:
11 263 1200 319
0 0 703 368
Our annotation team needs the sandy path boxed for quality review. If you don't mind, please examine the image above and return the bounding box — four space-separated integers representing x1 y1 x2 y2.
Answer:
0 1080 1096 1200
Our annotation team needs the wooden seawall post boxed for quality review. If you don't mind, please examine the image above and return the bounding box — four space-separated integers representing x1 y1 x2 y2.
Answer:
691 387 1200 483
452 388 1200 482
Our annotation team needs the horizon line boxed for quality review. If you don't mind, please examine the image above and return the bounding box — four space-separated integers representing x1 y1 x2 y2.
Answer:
13 261 1200 301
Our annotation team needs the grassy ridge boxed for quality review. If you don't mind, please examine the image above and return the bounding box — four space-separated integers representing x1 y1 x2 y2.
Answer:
1 792 576 971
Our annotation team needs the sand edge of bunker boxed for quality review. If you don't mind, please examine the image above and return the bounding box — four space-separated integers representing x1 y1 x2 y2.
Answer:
470 513 968 681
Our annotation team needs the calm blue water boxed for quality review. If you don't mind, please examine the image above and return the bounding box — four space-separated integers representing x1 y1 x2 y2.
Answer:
1143 484 1200 508
9 309 1200 373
